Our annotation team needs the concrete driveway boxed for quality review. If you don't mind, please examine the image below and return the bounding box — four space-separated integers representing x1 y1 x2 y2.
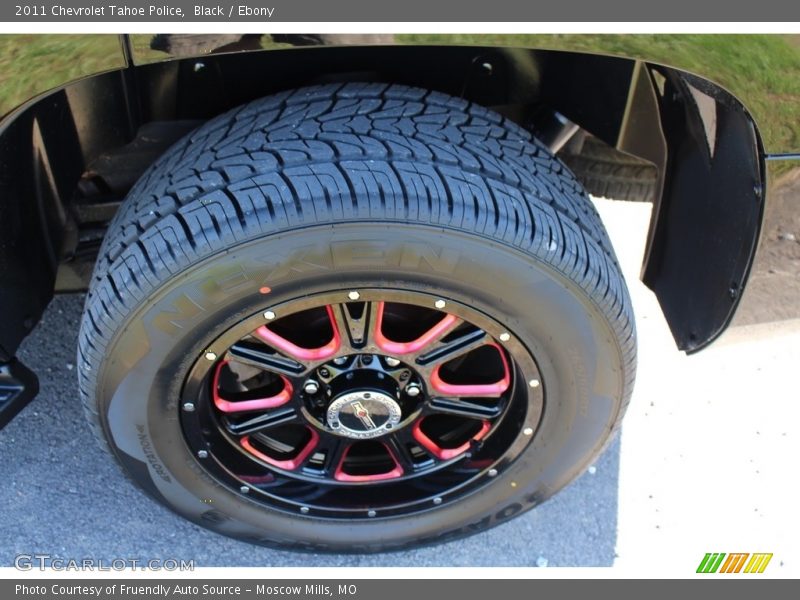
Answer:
0 197 796 572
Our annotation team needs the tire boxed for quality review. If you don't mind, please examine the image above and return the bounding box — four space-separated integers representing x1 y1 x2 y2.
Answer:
78 83 636 552
561 135 657 202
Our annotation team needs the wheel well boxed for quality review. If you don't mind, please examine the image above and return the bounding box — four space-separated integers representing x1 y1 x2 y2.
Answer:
0 43 764 359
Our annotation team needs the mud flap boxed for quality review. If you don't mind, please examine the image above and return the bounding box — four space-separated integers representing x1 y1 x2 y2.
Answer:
643 69 765 353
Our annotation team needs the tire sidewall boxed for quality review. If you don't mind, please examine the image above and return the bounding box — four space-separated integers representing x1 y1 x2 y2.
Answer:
96 222 626 552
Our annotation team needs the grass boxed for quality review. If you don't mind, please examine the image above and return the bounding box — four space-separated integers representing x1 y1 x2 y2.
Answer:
0 35 124 116
1 34 797 153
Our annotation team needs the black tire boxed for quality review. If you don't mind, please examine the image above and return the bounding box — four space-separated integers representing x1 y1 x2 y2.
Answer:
561 135 657 202
78 83 636 552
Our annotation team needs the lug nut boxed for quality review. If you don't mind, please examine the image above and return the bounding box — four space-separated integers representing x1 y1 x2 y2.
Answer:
319 368 330 378
406 383 422 397
385 357 400 367
333 357 347 365
303 380 320 394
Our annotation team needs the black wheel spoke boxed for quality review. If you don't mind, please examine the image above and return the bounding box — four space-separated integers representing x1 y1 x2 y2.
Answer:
428 397 502 420
228 342 306 377
385 430 422 472
318 436 351 477
332 301 377 350
415 328 487 367
222 406 301 436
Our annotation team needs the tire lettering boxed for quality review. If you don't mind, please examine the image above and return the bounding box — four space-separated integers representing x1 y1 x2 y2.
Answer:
198 264 252 301
152 293 205 336
397 244 460 274
136 425 172 482
330 241 389 266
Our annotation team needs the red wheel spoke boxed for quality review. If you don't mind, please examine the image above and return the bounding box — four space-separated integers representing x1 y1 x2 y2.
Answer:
374 301 461 355
429 342 511 398
334 442 404 482
255 305 341 361
412 419 491 461
240 428 319 471
212 361 293 413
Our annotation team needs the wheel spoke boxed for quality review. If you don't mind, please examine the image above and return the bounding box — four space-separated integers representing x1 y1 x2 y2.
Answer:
332 301 377 350
212 360 294 413
318 436 351 477
385 430 422 471
374 301 461 356
228 342 307 377
240 427 320 472
415 328 487 367
427 341 511 398
223 406 301 436
254 305 340 362
412 418 492 461
427 397 503 420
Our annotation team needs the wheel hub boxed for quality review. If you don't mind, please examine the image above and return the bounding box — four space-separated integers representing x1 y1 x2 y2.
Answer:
327 390 402 439
304 352 424 437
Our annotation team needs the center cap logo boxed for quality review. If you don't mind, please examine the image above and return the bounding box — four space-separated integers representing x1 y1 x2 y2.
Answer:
350 401 377 430
327 391 402 439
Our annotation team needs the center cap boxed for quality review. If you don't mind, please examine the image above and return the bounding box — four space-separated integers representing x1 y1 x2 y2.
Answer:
326 390 402 439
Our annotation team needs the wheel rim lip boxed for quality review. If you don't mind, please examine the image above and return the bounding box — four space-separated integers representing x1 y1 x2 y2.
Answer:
180 287 545 519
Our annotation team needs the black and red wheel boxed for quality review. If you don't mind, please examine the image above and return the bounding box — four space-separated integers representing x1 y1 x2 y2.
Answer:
182 291 542 519
78 83 636 552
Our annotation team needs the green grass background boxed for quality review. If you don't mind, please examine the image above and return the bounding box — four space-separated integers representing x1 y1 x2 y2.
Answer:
0 34 797 152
